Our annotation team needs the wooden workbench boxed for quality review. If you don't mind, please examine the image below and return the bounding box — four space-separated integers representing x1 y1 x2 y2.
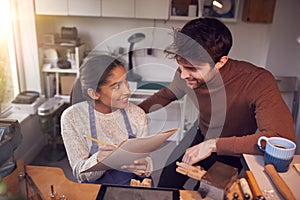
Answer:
3 165 203 200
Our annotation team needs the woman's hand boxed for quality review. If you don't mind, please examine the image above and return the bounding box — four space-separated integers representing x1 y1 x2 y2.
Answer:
121 157 152 177
182 139 217 165
97 144 117 162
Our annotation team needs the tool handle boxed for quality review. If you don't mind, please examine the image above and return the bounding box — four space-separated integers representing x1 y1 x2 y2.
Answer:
239 178 253 200
264 164 296 200
245 170 264 199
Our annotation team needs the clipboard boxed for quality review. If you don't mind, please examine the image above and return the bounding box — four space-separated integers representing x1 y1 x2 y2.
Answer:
81 128 179 173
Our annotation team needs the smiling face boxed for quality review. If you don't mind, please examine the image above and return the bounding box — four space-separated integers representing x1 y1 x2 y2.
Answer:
177 57 218 89
176 55 229 89
94 66 130 113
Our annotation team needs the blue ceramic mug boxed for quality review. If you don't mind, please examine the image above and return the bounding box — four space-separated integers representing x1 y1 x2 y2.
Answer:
257 136 296 172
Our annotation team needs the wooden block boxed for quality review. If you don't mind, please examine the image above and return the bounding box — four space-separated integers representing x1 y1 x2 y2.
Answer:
176 162 206 181
225 179 244 200
141 178 152 188
130 178 152 188
199 162 238 200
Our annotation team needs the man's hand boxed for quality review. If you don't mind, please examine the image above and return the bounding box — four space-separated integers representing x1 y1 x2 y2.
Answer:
182 138 217 165
121 157 152 177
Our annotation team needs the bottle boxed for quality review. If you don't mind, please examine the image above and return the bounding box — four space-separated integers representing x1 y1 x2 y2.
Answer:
66 49 76 69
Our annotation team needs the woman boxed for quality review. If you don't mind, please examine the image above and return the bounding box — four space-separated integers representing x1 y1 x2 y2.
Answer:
61 54 152 185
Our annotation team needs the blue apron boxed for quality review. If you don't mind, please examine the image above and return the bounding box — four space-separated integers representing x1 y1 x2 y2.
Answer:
87 104 147 185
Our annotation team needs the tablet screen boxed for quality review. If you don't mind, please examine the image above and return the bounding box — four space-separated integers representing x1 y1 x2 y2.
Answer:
96 184 180 200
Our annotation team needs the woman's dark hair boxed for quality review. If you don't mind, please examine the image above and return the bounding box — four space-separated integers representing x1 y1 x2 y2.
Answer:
165 17 233 64
79 54 124 100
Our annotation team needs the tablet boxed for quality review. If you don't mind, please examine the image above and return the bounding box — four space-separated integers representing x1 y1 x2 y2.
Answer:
96 184 180 200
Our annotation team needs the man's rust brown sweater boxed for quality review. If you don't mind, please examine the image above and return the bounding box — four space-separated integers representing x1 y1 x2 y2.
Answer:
139 59 295 156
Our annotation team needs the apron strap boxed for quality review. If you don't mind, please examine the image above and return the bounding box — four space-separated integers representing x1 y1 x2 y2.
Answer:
88 105 135 156
89 103 98 155
120 109 136 139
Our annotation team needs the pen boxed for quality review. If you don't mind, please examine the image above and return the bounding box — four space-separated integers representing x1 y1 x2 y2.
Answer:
84 135 106 145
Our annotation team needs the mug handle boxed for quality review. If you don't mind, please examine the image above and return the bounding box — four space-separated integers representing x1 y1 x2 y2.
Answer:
257 136 268 152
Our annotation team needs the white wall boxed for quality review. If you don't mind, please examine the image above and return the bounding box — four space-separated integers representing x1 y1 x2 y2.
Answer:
16 0 41 92
265 0 300 154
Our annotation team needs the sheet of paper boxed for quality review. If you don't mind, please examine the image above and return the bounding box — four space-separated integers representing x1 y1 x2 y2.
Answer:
81 128 179 173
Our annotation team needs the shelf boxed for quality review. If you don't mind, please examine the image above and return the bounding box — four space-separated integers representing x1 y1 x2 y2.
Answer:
169 15 197 21
40 43 84 49
169 0 240 23
54 94 70 103
43 67 78 74
40 43 85 99
169 15 238 23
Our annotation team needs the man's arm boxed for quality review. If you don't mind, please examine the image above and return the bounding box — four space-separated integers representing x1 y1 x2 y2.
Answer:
138 87 179 113
217 71 295 156
138 69 186 113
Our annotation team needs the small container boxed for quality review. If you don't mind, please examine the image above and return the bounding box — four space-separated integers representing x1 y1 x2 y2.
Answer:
66 49 76 69
188 5 197 17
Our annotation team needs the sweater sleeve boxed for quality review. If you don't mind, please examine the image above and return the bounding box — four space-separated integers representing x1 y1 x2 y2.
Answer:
139 69 186 113
60 105 105 183
216 71 295 155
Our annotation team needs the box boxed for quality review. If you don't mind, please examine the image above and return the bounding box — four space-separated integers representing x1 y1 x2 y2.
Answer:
12 97 46 115
43 33 57 45
60 75 77 95
199 162 238 200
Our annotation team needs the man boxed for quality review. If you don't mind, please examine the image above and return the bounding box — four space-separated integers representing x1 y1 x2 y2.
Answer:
138 17 295 189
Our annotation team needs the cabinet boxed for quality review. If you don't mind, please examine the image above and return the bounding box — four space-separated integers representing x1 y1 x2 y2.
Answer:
242 0 276 23
34 0 101 17
170 0 240 22
35 0 169 20
135 0 169 20
41 44 85 102
35 0 68 15
69 0 101 17
102 0 135 18
95 0 170 19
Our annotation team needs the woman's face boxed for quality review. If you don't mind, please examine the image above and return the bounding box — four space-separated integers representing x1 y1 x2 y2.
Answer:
96 66 130 113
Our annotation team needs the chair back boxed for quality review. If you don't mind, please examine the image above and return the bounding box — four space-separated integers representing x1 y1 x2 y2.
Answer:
70 78 85 105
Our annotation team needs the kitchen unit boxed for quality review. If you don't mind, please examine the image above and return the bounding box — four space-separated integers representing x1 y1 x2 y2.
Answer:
34 0 169 19
35 0 101 16
101 0 134 18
